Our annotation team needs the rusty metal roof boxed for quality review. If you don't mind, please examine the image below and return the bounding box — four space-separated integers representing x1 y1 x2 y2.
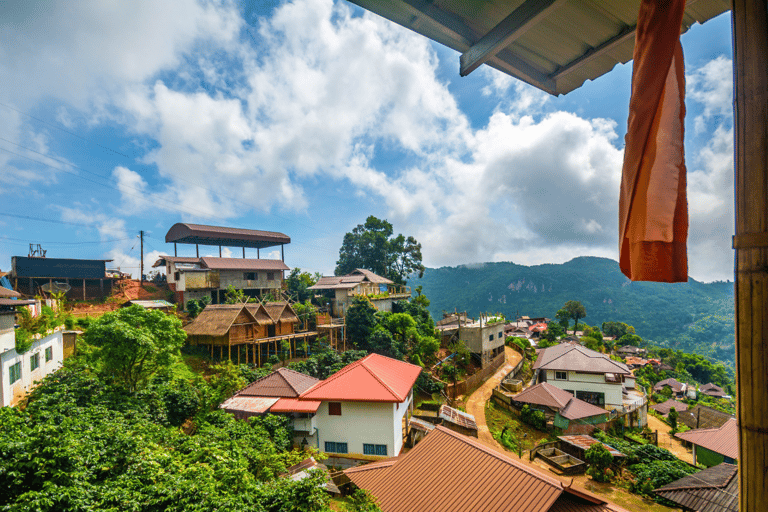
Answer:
0 298 36 306
409 417 436 433
308 268 393 290
200 257 289 271
165 222 290 249
346 0 729 96
438 405 478 431
219 396 278 415
0 286 21 298
678 404 734 430
654 463 738 512
152 256 201 268
558 435 624 457
533 343 631 375
676 417 739 460
346 426 627 512
238 367 320 398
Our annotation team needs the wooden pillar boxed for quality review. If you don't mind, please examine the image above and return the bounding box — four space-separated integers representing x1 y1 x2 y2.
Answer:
82 279 86 300
257 248 260 258
211 343 214 358
174 242 177 256
237 345 240 365
228 343 231 361
196 244 199 258
243 247 246 258
733 3 768 512
258 342 261 367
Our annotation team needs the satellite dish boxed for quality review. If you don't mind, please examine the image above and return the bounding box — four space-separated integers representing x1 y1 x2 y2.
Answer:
41 282 72 293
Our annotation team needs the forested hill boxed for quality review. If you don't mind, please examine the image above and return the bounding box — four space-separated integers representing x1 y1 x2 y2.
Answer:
417 256 735 365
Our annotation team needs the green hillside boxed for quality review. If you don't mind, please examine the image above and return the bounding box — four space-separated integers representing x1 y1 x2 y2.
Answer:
417 256 735 365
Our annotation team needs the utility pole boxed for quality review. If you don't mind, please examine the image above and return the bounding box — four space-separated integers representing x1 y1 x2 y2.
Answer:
140 230 144 287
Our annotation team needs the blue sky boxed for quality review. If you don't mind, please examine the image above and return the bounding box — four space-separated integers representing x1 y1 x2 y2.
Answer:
0 0 734 282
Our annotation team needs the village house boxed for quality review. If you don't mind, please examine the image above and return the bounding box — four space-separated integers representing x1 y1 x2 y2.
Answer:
653 378 689 399
10 254 115 301
615 345 647 357
679 404 735 431
437 313 507 368
651 399 689 418
511 382 610 435
700 382 729 399
307 269 411 317
654 462 738 512
532 343 646 427
345 426 629 512
221 353 421 458
0 289 73 406
676 418 739 467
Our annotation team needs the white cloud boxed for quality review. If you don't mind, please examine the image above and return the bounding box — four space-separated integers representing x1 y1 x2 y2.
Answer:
687 55 733 133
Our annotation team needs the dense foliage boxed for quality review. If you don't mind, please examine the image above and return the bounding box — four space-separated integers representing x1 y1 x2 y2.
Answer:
286 268 321 303
519 404 546 431
417 256 735 366
585 443 614 482
0 361 330 511
335 216 425 285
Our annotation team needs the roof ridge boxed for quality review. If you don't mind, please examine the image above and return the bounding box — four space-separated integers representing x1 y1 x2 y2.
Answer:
298 354 372 399
361 355 403 401
432 426 564 489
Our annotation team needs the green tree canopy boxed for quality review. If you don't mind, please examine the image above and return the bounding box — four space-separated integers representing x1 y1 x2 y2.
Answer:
335 215 425 285
286 268 320 302
346 297 378 348
562 300 587 333
83 305 186 392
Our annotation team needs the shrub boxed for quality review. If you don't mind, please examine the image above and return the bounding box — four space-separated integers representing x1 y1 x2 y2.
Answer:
520 404 547 431
585 443 614 482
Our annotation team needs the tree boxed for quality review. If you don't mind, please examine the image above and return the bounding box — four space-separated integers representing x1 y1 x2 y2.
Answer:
585 443 614 482
286 268 319 302
83 305 186 392
346 297 378 348
335 216 425 285
562 300 587 333
668 407 679 430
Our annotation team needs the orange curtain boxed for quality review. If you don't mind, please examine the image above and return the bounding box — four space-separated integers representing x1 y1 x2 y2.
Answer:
619 0 688 282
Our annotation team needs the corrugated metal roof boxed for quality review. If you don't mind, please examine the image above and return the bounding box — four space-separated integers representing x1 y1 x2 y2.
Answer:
300 353 421 402
438 405 478 431
678 404 734 430
238 367 320 398
346 426 627 512
0 298 36 306
676 417 739 459
654 463 738 512
533 343 630 375
152 256 201 268
200 257 289 271
409 417 436 433
308 268 393 290
165 222 290 248
0 286 21 298
121 299 174 309
559 397 608 421
653 378 687 393
219 396 278 415
270 397 321 413
558 435 624 457
346 0 729 96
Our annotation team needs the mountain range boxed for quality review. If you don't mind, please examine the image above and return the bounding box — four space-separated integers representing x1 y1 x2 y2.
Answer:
416 256 735 366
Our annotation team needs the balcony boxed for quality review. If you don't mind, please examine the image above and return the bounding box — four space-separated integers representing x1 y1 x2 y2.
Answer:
184 270 220 290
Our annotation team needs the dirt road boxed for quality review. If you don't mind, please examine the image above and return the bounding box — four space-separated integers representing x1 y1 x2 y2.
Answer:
465 346 522 451
646 413 694 464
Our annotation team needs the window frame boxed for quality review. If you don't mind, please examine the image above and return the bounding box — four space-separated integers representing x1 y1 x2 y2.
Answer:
243 271 256 281
363 443 388 456
9 361 21 384
554 371 567 381
328 402 342 416
267 271 275 281
324 441 348 454
45 346 53 362
489 334 494 341
30 352 40 371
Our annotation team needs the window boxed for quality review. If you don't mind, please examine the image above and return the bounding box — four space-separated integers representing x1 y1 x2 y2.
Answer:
267 272 275 281
498 331 503 339
244 272 256 280
363 444 388 456
489 334 494 341
324 442 348 454
45 346 53 362
555 371 567 380
30 353 40 371
9 361 21 384
328 402 342 416
174 271 180 281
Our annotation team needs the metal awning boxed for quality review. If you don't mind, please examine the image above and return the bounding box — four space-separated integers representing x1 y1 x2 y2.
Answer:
165 222 290 249
347 0 730 95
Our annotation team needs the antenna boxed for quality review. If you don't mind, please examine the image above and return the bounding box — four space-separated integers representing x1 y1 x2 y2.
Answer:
28 243 46 258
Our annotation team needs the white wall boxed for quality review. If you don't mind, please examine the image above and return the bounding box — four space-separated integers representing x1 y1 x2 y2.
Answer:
315 400 398 457
545 369 624 408
0 329 64 407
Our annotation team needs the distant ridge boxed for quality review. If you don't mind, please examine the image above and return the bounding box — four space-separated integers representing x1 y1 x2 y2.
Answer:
417 256 734 365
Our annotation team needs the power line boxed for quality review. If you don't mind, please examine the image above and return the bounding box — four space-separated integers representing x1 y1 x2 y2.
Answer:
0 235 131 245
0 211 96 228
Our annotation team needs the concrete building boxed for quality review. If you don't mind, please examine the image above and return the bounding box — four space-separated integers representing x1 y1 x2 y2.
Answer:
307 269 411 317
437 314 506 368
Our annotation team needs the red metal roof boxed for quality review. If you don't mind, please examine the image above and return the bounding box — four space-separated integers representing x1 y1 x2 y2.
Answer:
300 353 421 402
270 398 321 413
676 417 739 459
345 426 627 512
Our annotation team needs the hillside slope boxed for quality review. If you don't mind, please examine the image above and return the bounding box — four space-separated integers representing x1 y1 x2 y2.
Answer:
417 257 735 365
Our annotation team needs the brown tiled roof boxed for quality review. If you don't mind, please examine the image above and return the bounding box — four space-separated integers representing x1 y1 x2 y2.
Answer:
237 367 320 398
676 418 739 460
651 399 688 416
679 405 734 430
345 426 628 512
183 304 256 336
559 398 608 421
513 382 575 410
700 382 727 397
654 463 738 512
653 378 687 393
165 222 290 248
438 405 477 431
200 257 289 271
533 343 631 375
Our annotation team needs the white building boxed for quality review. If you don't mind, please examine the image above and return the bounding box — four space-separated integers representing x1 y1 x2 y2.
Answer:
533 342 647 427
221 353 422 458
0 292 68 407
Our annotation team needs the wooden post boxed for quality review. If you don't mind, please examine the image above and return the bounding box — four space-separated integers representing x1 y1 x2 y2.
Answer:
82 279 86 300
211 343 214 358
174 242 177 256
228 343 231 361
258 342 261 367
733 3 768 512
237 345 240 365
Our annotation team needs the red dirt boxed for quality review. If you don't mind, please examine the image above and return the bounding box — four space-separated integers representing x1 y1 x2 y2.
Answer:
70 279 170 317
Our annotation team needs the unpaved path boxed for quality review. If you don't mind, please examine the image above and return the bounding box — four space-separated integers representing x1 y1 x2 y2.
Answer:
465 346 522 451
646 412 694 464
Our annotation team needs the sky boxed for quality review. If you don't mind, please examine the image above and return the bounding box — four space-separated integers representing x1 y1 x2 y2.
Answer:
0 0 735 282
